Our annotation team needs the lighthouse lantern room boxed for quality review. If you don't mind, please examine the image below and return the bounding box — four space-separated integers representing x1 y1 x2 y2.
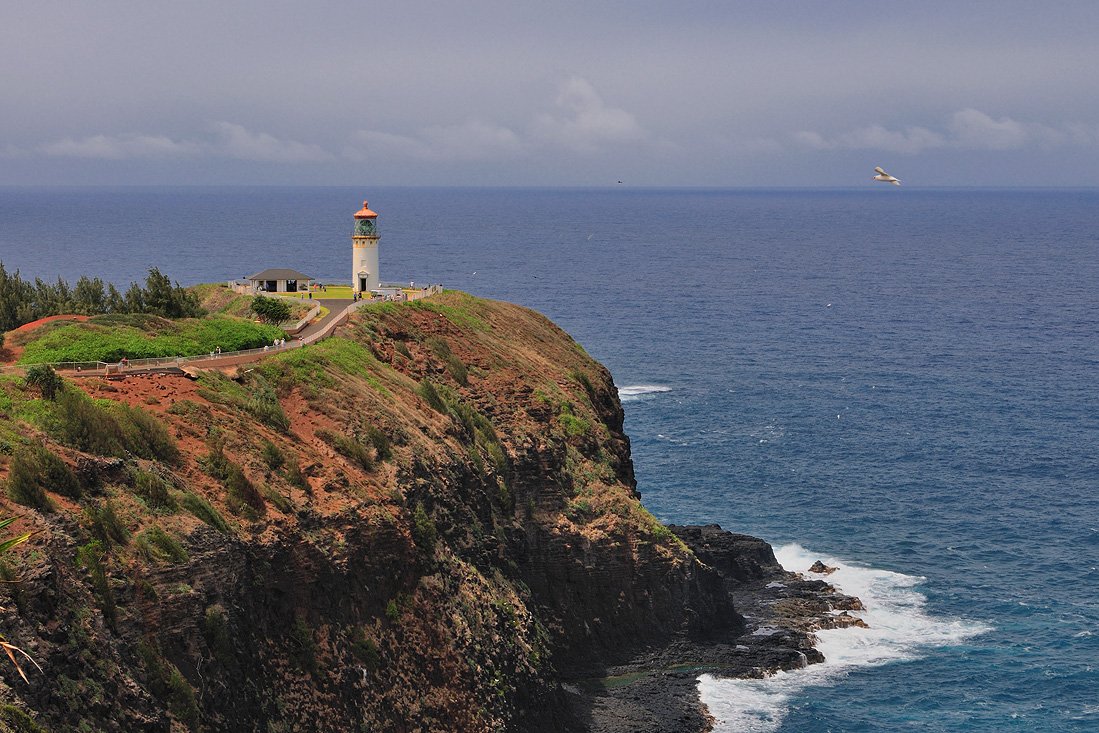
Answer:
352 200 380 294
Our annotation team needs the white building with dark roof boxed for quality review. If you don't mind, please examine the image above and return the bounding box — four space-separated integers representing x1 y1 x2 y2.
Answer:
247 268 314 293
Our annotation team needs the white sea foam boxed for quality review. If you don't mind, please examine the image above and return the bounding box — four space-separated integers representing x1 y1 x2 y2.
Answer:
617 384 672 402
699 543 991 733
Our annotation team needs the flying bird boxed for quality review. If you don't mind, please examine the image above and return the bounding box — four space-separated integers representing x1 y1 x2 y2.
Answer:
872 166 901 186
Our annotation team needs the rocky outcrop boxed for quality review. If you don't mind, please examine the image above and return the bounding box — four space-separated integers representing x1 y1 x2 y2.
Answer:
0 293 865 732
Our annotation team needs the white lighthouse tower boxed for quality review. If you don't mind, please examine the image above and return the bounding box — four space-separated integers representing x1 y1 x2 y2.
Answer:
351 200 380 294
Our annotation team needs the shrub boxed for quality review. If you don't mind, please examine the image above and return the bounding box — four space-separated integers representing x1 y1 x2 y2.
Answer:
0 705 47 733
76 540 116 627
261 439 285 470
115 404 179 463
365 426 391 462
288 617 316 673
416 380 447 413
199 434 233 481
49 390 125 456
181 492 229 533
203 605 234 665
250 295 292 325
24 365 63 400
411 502 437 555
131 468 178 512
284 460 310 493
134 526 189 563
427 337 468 386
245 379 289 432
569 368 595 396
165 666 199 728
85 500 129 547
224 464 265 518
260 484 293 514
317 429 372 471
350 627 381 669
7 442 78 510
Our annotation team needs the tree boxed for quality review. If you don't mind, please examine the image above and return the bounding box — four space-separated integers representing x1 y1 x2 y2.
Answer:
24 365 63 400
250 295 292 324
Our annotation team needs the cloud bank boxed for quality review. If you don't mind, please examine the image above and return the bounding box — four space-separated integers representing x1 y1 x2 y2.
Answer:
24 123 332 163
796 109 1099 154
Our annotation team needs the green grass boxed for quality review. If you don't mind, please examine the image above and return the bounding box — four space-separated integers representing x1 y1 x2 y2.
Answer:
257 337 392 396
280 284 354 300
407 293 490 332
17 314 285 364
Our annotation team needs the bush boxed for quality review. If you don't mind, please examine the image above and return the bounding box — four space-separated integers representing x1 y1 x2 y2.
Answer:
411 502 437 555
365 426 391 462
199 434 233 481
427 337 468 386
250 295 292 325
224 464 265 517
416 380 447 413
115 404 179 463
317 429 372 471
203 605 234 665
24 365 63 400
260 484 293 513
50 390 125 456
134 525 189 563
288 617 316 673
0 705 48 733
85 500 130 547
131 468 178 512
261 439 285 470
181 492 229 533
350 627 381 669
284 459 310 493
43 390 178 461
7 441 78 510
76 540 116 627
245 380 289 432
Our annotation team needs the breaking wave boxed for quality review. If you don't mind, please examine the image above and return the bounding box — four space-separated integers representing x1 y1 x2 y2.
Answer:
698 544 991 732
618 384 672 402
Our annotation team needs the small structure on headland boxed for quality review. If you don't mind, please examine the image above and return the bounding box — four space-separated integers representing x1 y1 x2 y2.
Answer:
246 268 314 294
234 198 441 300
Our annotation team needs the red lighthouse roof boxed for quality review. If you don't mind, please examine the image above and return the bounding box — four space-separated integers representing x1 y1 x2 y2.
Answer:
353 200 378 219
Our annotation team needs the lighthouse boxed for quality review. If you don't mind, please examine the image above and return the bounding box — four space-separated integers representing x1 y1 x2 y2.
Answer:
352 200 380 294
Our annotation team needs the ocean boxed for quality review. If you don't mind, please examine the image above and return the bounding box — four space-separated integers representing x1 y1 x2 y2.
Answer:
2 186 1097 731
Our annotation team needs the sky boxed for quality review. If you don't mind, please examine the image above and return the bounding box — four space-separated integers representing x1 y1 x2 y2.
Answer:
3 1 1099 187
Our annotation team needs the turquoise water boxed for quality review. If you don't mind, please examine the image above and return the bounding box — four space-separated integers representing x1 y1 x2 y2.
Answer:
3 187 1097 730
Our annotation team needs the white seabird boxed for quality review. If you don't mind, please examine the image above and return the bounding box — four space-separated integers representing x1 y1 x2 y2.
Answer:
872 166 901 186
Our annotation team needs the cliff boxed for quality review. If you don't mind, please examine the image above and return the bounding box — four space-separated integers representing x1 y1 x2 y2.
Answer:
0 293 855 732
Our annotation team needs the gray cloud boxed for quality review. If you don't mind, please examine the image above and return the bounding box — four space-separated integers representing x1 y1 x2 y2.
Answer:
346 77 644 163
346 121 524 163
4 3 1099 185
796 109 1099 154
24 124 332 163
530 77 646 152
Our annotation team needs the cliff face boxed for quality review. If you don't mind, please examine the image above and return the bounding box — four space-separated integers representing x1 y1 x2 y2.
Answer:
0 293 745 732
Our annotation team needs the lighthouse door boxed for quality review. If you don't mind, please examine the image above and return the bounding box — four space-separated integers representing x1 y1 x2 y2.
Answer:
359 276 368 292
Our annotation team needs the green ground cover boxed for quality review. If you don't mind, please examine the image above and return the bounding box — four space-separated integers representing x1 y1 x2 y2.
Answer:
17 314 285 364
280 285 354 300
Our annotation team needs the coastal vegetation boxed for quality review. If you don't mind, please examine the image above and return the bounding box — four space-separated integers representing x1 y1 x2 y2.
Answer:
14 314 283 364
0 264 202 333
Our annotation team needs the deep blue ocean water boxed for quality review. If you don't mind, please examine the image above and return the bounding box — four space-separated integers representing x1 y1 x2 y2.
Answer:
2 186 1098 731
